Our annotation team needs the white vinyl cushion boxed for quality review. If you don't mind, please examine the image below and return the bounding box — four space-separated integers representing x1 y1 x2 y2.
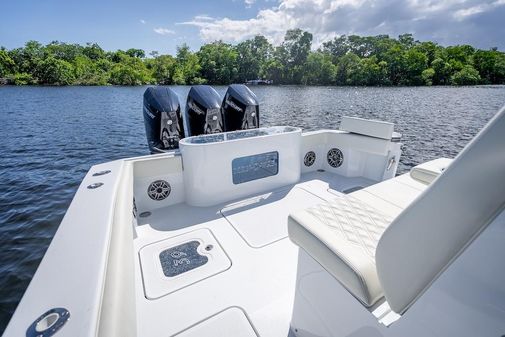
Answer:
410 158 452 184
288 194 393 307
340 116 394 140
287 165 435 308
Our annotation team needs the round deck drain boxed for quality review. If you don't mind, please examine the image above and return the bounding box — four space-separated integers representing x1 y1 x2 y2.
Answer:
327 148 344 168
304 151 316 167
27 308 70 337
148 180 171 200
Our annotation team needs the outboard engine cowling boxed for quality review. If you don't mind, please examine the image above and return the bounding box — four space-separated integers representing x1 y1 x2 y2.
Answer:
143 87 184 152
185 85 223 136
222 84 259 131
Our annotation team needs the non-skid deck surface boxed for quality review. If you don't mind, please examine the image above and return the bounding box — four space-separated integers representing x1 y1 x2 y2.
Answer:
221 187 326 248
133 172 376 337
174 307 257 337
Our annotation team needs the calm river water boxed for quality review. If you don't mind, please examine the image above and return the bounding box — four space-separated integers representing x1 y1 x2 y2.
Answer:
0 85 504 332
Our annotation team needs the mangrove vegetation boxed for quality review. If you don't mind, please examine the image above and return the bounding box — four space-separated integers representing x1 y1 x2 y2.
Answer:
1 30 505 86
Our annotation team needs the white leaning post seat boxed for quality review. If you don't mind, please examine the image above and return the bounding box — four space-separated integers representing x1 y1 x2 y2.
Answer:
287 162 445 307
289 106 505 313
287 160 444 307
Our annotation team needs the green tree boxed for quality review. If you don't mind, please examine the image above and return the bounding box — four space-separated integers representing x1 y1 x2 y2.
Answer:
10 41 44 74
36 56 75 85
422 68 435 85
302 52 336 85
398 33 416 49
45 41 83 62
1 33 504 87
282 29 313 83
431 57 452 85
74 55 109 85
147 54 176 84
401 49 428 85
335 53 363 85
12 73 35 85
322 35 351 60
83 43 105 60
472 50 505 84
173 44 204 85
445 45 475 74
236 35 273 82
446 45 475 65
415 41 439 65
451 65 481 85
198 41 238 84
263 57 284 84
361 56 389 85
126 48 146 58
382 45 405 85
0 49 15 77
109 55 152 85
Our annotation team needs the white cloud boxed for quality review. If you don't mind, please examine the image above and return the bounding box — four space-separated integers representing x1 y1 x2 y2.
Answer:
178 7 296 44
153 27 175 35
179 0 384 44
178 0 505 49
140 19 146 24
245 0 256 7
453 0 505 20
194 15 214 21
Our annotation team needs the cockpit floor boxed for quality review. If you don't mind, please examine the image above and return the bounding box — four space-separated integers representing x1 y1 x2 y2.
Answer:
133 171 376 337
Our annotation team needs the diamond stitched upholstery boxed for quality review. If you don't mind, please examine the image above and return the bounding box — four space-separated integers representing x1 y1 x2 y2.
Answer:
306 196 392 258
288 163 441 308
288 194 394 307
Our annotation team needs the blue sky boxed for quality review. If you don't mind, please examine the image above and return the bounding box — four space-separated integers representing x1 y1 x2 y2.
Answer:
1 0 505 55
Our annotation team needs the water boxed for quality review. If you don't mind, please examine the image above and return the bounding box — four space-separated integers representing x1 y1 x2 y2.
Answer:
0 85 504 332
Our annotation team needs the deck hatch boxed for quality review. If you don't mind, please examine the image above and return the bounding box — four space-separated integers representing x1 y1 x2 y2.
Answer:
159 241 208 277
139 228 231 299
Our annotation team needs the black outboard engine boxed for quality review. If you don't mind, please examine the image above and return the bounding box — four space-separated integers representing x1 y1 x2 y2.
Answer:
143 87 184 152
222 84 259 131
185 85 223 136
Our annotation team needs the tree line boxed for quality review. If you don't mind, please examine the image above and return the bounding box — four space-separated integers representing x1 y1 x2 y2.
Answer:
1 29 504 86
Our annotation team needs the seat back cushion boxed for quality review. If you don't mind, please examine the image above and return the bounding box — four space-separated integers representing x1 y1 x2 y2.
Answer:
375 106 505 314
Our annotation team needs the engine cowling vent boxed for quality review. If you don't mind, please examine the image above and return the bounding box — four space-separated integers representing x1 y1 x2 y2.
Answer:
304 151 316 167
148 180 171 201
327 148 344 168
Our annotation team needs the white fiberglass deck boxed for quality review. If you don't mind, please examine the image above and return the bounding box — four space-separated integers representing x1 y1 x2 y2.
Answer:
133 170 426 336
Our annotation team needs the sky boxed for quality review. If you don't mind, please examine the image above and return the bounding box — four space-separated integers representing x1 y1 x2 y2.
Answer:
1 0 504 55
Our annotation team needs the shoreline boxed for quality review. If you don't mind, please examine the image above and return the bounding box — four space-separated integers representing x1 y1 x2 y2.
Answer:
1 83 504 88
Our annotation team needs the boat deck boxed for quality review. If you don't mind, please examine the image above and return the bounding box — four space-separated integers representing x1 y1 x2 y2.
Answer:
133 171 376 336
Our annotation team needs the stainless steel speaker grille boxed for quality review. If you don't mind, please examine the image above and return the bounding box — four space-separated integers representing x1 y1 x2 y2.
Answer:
327 148 344 168
148 180 171 200
304 151 316 167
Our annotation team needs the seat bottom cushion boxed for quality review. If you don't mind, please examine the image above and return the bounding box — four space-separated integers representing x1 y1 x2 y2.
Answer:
288 194 393 307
